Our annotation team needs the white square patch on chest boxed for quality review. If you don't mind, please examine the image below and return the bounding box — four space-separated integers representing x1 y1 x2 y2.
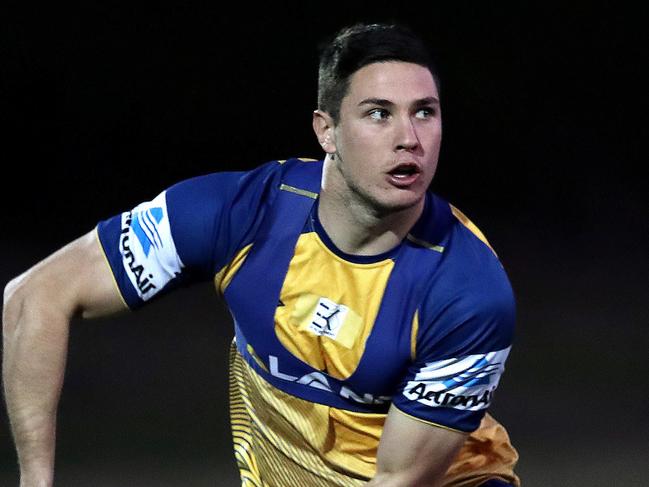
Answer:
308 297 349 340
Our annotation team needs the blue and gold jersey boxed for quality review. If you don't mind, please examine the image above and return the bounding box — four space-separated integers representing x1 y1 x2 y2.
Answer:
97 158 519 486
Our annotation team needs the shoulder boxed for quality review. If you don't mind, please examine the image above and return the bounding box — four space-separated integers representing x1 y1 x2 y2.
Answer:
166 157 321 232
167 156 322 266
166 157 290 204
413 194 515 357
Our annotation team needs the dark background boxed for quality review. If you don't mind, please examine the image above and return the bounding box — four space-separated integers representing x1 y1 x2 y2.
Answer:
1 3 647 486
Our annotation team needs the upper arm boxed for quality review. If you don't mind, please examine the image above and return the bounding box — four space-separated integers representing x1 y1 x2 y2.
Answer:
371 404 467 486
4 229 128 322
391 242 516 433
95 164 280 310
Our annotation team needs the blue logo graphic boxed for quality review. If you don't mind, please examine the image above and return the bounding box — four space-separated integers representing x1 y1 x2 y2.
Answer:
131 207 164 256
440 357 500 390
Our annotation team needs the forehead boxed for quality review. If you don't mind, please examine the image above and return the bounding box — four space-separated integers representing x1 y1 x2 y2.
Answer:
344 61 439 104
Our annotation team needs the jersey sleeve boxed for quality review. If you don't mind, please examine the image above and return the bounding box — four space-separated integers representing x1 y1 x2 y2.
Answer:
96 161 281 309
392 234 516 433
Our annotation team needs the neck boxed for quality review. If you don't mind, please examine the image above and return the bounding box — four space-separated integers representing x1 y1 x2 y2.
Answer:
317 156 424 256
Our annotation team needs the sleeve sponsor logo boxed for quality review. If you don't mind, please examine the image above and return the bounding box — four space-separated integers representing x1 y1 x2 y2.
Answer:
119 191 184 300
131 207 164 257
402 346 511 411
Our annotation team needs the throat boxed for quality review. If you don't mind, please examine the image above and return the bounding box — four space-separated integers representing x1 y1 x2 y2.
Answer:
316 192 424 257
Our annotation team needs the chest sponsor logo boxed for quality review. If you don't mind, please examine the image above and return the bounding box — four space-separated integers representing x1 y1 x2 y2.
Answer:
290 294 363 349
308 298 348 339
267 354 391 406
402 346 511 411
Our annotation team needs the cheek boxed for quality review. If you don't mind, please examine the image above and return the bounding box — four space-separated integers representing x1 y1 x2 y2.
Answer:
428 135 442 155
348 131 387 168
339 120 382 146
420 121 442 142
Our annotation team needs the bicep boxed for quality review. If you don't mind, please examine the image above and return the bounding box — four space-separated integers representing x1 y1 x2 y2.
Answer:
372 404 467 486
8 229 128 321
78 229 130 318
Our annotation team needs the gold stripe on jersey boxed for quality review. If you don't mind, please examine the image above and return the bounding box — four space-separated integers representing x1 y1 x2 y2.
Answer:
410 309 419 361
215 244 254 295
229 345 266 487
279 183 319 200
229 343 372 486
247 344 269 373
450 205 497 256
274 231 395 380
406 233 445 253
278 157 319 164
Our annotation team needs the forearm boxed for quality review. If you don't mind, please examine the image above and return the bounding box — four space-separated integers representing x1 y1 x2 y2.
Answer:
3 281 71 487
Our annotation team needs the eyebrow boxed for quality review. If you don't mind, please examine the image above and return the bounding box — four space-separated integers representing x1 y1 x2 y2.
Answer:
357 96 440 108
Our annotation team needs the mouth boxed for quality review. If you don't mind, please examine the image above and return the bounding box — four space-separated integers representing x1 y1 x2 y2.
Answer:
387 162 422 187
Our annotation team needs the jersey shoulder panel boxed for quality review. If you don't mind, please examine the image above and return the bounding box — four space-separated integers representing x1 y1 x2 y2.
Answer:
416 195 516 358
392 195 515 432
166 159 287 277
96 158 292 309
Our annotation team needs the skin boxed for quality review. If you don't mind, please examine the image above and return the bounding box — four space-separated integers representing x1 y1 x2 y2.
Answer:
313 61 443 256
4 61 465 487
367 405 467 486
3 232 127 487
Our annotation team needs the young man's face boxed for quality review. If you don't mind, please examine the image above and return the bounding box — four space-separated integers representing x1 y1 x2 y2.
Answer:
330 61 442 214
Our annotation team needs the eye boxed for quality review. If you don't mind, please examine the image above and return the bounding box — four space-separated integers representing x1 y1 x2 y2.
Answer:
415 107 436 119
368 108 390 121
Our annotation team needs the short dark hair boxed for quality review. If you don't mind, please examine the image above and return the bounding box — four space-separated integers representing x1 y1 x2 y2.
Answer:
317 22 440 123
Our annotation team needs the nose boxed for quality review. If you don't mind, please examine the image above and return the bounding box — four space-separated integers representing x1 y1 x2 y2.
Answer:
394 115 420 152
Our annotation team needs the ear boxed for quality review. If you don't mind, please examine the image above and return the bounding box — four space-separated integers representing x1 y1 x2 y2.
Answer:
312 109 337 155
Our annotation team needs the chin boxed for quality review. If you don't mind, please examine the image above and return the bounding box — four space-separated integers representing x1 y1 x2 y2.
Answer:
372 191 425 215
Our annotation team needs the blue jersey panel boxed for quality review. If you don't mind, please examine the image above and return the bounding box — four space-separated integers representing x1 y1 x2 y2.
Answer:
392 205 516 432
96 160 283 309
166 161 281 280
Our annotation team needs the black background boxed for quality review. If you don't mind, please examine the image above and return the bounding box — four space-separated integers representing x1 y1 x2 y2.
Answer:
1 3 647 486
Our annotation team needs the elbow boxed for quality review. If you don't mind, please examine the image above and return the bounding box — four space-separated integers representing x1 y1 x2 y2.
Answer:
3 270 73 341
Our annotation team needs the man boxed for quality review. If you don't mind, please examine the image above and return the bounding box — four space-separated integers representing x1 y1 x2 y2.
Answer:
3 23 520 486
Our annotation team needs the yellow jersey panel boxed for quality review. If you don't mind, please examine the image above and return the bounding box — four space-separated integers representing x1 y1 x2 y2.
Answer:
216 243 253 294
230 342 372 486
274 231 394 380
